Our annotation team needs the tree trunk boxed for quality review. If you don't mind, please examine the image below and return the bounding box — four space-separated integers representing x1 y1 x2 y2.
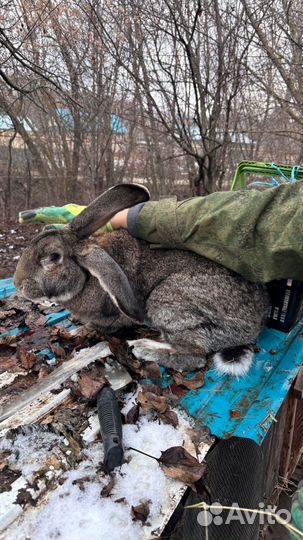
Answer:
194 158 209 196
4 131 17 220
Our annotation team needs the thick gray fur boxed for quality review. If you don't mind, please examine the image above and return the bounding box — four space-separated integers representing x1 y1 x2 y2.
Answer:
14 184 269 374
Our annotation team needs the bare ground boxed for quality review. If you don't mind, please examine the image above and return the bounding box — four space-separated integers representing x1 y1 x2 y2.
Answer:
0 220 42 279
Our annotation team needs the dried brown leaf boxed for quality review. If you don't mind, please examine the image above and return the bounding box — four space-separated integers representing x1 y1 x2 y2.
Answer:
72 475 92 491
0 334 20 346
19 349 38 370
126 404 140 424
0 354 19 373
159 446 207 487
25 312 47 328
50 342 66 358
174 372 205 390
36 314 47 326
108 337 143 375
0 302 26 330
131 501 150 524
114 497 127 504
137 391 168 414
159 446 197 466
77 373 108 400
15 488 36 507
101 475 115 497
0 309 16 320
142 361 162 380
46 456 62 470
159 410 179 428
17 327 52 358
169 383 188 398
40 414 54 425
38 364 50 379
141 383 162 395
0 451 10 472
0 467 21 493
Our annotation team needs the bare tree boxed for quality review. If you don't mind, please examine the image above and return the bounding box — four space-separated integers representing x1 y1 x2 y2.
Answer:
1 0 303 217
240 0 303 131
82 0 256 193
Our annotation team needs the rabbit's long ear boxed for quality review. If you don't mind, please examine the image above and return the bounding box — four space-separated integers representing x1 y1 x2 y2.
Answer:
70 184 150 239
76 249 144 323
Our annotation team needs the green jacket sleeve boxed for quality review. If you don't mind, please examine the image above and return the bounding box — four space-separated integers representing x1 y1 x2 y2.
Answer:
135 182 303 283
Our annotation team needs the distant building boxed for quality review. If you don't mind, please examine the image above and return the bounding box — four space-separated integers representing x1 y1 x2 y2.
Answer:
190 125 255 146
0 114 31 148
56 108 129 134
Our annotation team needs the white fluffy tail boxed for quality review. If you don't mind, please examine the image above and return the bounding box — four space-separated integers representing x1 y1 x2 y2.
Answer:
213 345 254 377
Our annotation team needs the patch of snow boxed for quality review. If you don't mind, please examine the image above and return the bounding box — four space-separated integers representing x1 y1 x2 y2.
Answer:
0 371 26 390
120 388 140 417
116 417 184 519
31 463 143 540
13 256 20 261
123 414 185 459
0 426 63 480
0 476 26 533
2 388 205 540
46 357 57 366
29 419 185 540
82 413 100 443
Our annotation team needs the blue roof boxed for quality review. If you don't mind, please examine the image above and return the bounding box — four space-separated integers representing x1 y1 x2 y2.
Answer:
56 107 74 129
56 108 128 134
0 115 32 132
111 114 128 134
0 111 128 134
0 115 14 130
190 126 255 145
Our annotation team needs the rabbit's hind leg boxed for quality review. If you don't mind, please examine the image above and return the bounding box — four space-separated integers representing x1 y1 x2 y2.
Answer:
146 284 213 372
146 273 261 376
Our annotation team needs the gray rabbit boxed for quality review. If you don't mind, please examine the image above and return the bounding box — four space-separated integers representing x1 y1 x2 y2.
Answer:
14 184 269 375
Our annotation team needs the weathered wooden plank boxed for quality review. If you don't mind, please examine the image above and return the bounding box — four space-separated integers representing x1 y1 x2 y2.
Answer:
0 342 132 430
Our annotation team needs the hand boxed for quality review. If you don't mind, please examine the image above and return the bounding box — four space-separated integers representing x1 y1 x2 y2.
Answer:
110 208 129 230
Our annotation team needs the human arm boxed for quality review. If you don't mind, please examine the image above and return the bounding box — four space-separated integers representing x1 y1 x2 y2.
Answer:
112 182 303 284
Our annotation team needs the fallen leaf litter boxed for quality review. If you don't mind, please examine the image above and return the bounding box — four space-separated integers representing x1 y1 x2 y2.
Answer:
0 291 210 540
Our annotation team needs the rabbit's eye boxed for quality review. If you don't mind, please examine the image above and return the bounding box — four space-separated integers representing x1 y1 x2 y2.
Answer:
41 252 63 270
50 253 62 263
